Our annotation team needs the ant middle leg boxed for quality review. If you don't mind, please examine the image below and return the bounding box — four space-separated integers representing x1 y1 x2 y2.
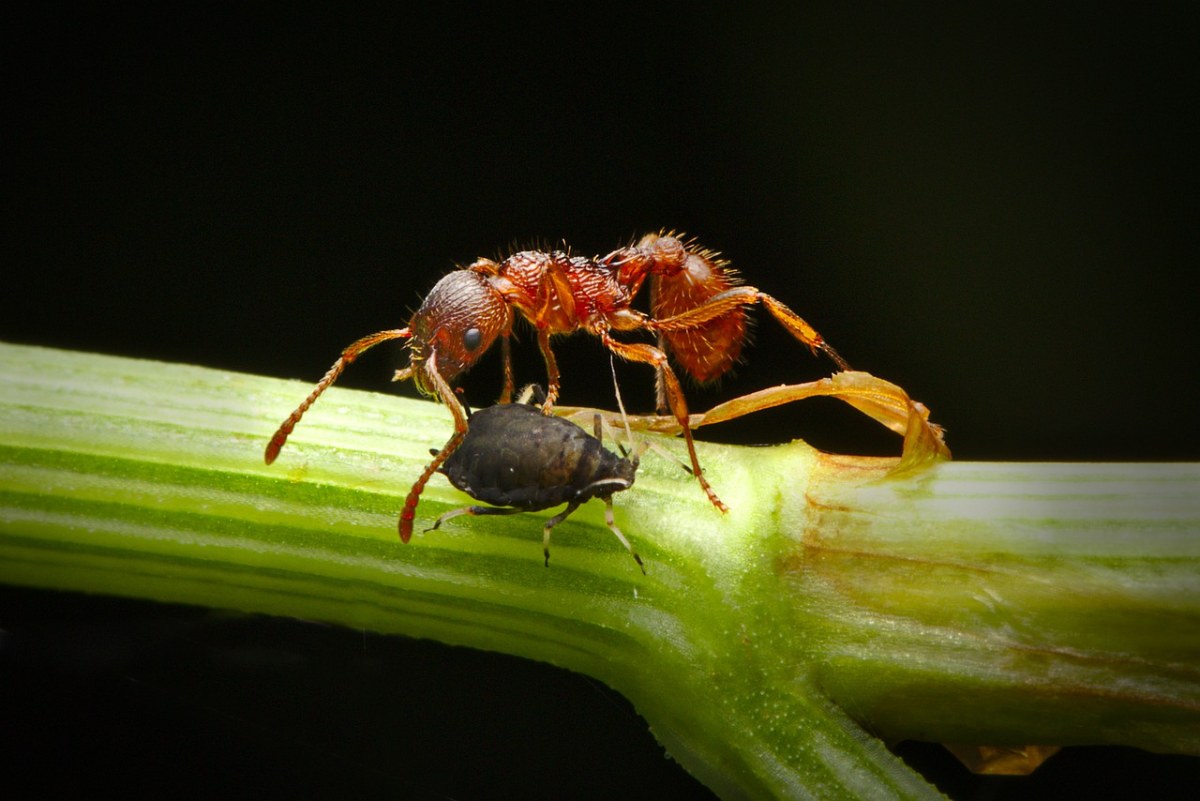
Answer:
534 326 562 413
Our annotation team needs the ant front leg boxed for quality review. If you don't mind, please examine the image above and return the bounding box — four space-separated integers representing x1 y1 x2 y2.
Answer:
398 351 471 543
599 330 729 513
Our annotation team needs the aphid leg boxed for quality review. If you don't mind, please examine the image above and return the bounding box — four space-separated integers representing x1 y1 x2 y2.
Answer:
535 326 561 413
425 504 523 532
542 501 582 567
599 331 729 513
265 328 410 464
651 287 850 371
604 496 645 574
398 352 470 543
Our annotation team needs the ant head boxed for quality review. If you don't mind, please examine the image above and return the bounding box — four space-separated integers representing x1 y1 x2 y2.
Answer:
406 269 511 396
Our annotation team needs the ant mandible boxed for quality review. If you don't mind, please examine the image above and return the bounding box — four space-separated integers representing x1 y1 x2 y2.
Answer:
265 232 849 542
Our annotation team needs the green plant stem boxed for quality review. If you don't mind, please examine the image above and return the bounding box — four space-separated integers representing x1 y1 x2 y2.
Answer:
1 342 1197 800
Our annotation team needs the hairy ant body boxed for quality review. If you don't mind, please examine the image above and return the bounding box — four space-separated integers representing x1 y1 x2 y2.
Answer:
430 388 644 572
265 232 848 541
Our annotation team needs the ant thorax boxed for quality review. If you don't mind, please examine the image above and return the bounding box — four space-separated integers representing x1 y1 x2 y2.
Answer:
489 249 638 334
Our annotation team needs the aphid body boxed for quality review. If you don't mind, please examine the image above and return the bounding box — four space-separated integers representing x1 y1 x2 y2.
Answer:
431 401 644 572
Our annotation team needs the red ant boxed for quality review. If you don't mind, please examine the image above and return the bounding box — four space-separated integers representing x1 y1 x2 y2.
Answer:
265 232 849 541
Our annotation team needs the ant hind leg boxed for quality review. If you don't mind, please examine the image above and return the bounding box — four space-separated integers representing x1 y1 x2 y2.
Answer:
598 331 728 513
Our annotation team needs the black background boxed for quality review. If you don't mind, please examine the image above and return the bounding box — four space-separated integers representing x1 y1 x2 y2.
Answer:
2 3 1196 799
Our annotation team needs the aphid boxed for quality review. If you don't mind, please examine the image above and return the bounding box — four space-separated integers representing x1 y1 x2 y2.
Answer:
429 390 645 572
265 232 848 541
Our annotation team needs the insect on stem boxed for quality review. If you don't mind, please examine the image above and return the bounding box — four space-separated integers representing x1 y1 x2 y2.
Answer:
265 233 877 547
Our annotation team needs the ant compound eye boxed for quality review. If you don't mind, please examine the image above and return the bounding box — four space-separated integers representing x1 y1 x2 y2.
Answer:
463 327 483 351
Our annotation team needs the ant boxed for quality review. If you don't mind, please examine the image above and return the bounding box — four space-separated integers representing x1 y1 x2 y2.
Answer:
265 232 848 541
429 384 646 572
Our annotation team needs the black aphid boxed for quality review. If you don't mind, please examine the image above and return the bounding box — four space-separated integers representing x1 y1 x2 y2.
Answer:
429 396 644 572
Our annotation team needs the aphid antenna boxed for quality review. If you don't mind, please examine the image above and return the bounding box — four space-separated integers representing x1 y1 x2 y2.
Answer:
608 355 640 462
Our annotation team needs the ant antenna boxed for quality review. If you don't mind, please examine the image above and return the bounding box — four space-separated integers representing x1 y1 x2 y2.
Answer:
265 328 410 464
